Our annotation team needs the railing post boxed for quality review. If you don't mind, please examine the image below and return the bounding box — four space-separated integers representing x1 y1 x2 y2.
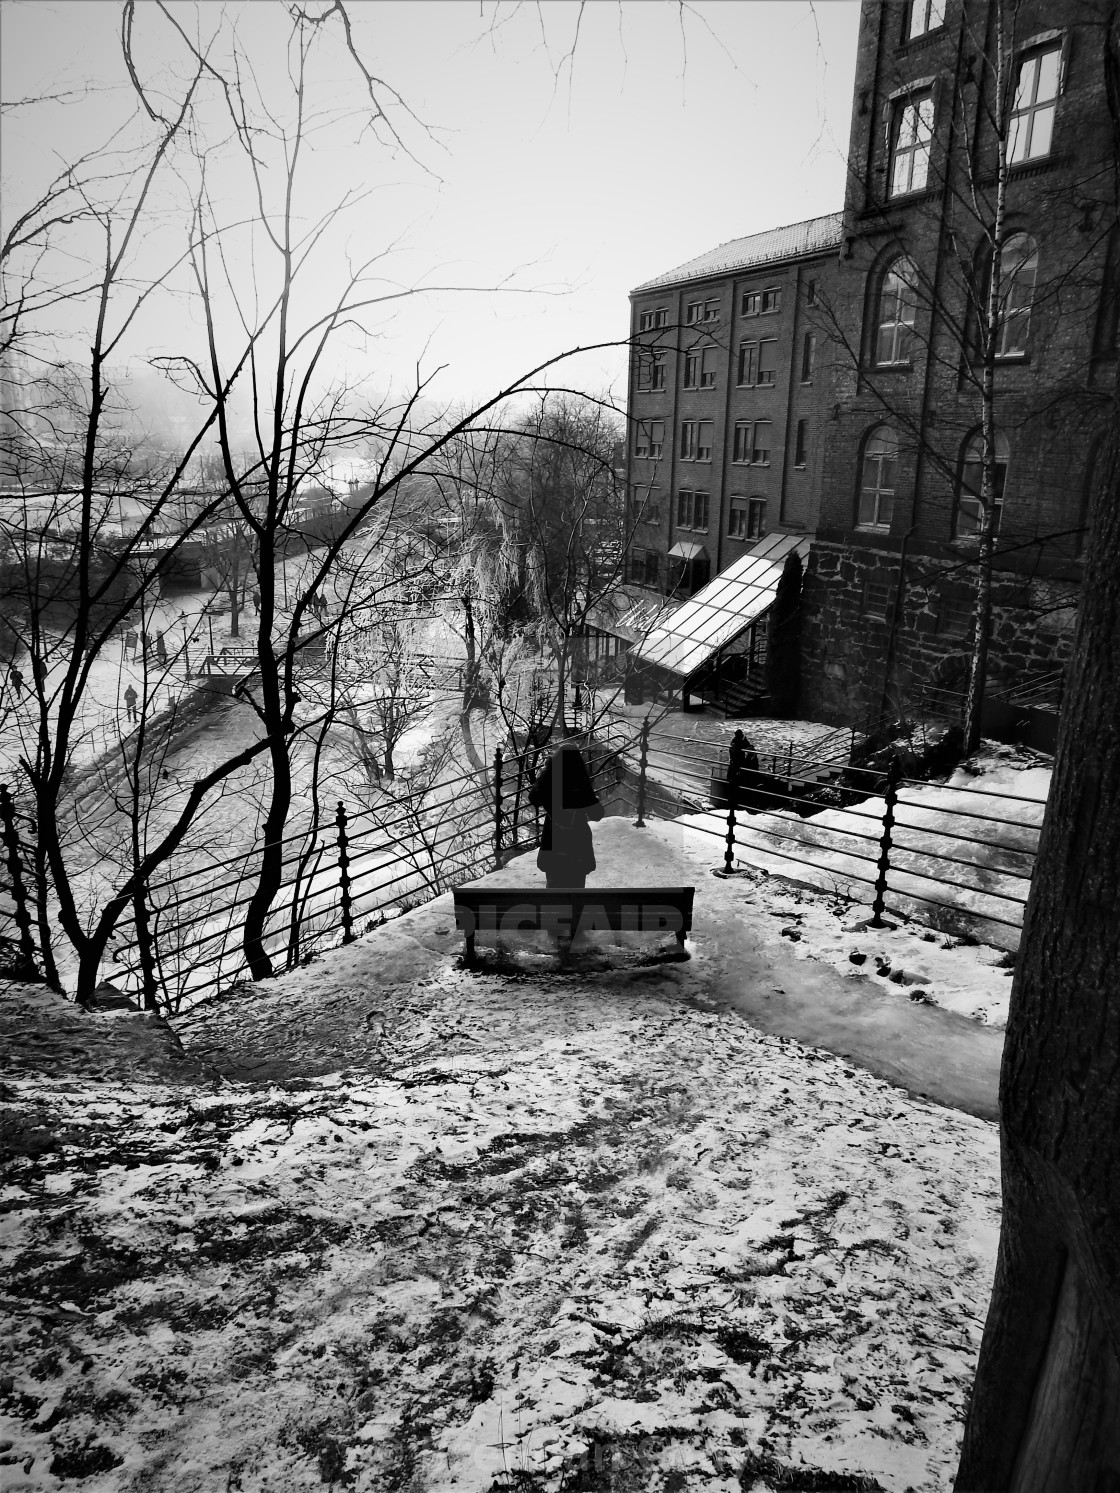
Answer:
634 716 651 828
723 729 744 874
869 757 902 927
493 746 504 870
336 801 355 944
0 784 39 981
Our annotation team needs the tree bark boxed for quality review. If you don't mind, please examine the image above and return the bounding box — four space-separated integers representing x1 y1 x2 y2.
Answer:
954 415 1120 1488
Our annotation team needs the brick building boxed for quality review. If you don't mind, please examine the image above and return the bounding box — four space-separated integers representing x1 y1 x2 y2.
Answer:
625 214 842 600
618 0 1112 732
801 0 1113 727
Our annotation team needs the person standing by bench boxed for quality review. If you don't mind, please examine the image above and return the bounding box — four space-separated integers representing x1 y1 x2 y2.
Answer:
528 743 604 889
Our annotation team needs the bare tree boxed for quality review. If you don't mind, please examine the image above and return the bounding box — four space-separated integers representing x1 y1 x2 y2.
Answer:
1 1 638 999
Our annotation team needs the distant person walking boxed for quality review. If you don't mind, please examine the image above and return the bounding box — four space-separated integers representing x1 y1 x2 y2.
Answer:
7 664 24 698
528 743 604 889
155 631 167 664
124 684 138 724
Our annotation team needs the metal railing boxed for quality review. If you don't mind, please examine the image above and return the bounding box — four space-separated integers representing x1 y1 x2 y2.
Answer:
3 711 1046 1010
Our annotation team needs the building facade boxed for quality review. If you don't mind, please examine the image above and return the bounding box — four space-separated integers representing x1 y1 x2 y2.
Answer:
625 214 842 600
802 0 1113 725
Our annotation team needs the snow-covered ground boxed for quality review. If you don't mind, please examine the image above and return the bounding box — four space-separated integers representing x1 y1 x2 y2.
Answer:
1 817 1007 1492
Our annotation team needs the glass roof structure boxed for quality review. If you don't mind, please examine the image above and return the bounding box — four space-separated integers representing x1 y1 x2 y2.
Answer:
633 532 811 679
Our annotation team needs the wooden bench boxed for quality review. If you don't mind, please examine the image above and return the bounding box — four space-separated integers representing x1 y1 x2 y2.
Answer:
452 886 695 965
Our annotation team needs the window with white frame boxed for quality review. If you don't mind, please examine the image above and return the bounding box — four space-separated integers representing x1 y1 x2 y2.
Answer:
676 489 709 532
761 287 782 314
890 89 934 196
994 233 1038 357
732 421 752 463
876 257 919 364
737 341 758 386
794 419 808 467
685 300 704 324
858 426 898 528
757 339 778 385
907 0 945 39
741 290 761 317
696 421 714 461
751 421 772 465
703 297 720 322
638 307 669 331
1010 43 1061 164
956 431 1008 538
680 421 698 461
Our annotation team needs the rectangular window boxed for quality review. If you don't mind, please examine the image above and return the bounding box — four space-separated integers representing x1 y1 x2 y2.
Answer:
644 551 660 586
747 498 767 539
762 287 782 314
907 0 945 39
890 89 934 196
741 290 761 317
637 350 667 391
684 347 717 389
703 297 720 322
685 300 703 324
680 421 698 461
737 341 758 386
751 421 772 465
732 421 752 463
794 419 808 467
862 578 892 618
1010 44 1061 164
634 420 665 459
806 278 817 306
939 589 973 636
638 307 668 331
728 496 767 540
801 332 817 383
696 421 714 461
757 339 778 385
678 490 709 532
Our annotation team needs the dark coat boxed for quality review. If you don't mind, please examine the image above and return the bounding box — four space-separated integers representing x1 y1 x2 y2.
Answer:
528 747 604 880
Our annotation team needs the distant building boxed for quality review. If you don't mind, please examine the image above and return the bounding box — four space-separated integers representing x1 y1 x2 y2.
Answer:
625 213 842 602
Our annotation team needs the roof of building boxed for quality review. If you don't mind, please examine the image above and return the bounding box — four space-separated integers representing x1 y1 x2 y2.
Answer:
632 212 843 294
633 532 812 679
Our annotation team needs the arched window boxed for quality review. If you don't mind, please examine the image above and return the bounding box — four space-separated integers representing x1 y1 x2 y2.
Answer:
956 431 1009 538
875 258 919 365
995 233 1038 357
858 426 898 530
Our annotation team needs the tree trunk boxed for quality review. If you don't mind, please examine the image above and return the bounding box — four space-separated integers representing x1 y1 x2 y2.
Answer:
954 417 1120 1488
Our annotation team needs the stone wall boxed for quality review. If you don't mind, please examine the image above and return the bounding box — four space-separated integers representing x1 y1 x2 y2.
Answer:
800 539 1076 727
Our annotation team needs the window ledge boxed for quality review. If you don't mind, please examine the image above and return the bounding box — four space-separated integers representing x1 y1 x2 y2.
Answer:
897 29 946 55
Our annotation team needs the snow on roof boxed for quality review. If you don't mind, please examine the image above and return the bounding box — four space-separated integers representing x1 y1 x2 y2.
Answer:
632 212 843 294
634 532 811 678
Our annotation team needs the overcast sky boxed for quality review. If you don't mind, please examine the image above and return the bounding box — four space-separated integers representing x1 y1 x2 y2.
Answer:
1 0 860 420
